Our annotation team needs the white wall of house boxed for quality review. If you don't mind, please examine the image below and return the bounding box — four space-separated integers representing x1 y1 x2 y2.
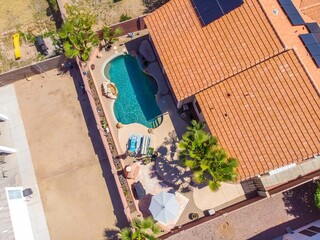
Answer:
282 219 320 240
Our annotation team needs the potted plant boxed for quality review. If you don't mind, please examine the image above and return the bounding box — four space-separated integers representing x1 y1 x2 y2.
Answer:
102 25 124 50
190 213 199 220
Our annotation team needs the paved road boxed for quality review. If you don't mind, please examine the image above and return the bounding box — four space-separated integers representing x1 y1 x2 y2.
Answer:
167 181 320 240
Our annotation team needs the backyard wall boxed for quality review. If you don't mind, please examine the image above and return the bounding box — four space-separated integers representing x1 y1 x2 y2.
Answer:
0 55 66 86
96 16 147 38
76 53 134 222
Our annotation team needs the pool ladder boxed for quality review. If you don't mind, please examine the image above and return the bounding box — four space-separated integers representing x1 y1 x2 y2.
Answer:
151 115 164 128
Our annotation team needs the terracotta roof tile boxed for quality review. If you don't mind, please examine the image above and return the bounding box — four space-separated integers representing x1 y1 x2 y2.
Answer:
299 0 320 9
145 0 284 101
196 50 320 180
299 0 320 23
301 5 320 23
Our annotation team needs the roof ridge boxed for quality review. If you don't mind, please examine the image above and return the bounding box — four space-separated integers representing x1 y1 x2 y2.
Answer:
299 2 320 10
196 49 289 96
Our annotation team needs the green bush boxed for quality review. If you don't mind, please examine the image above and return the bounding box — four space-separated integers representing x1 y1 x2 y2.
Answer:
315 184 320 208
119 13 132 22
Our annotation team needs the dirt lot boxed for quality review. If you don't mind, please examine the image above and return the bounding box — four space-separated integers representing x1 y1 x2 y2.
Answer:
14 68 127 240
59 0 147 28
0 0 56 73
0 0 147 73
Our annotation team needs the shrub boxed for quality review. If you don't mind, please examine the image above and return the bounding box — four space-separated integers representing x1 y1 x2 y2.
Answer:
315 184 320 208
119 14 132 22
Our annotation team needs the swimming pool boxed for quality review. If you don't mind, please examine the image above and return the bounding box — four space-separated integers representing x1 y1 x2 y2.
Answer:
104 55 162 128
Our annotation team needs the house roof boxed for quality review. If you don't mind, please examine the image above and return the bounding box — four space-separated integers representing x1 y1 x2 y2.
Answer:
196 50 320 180
300 0 320 9
145 0 284 101
300 0 320 23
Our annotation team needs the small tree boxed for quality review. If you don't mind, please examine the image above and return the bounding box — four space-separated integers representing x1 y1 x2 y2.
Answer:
120 14 132 22
102 26 124 45
58 4 99 61
179 120 238 191
119 217 160 240
315 184 320 209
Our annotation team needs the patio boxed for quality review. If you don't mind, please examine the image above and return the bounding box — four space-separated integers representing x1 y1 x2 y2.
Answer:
89 31 249 229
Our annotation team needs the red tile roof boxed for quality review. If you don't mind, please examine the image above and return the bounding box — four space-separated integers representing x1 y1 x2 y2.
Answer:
299 0 320 23
300 0 320 8
145 0 320 180
145 0 284 101
196 50 320 180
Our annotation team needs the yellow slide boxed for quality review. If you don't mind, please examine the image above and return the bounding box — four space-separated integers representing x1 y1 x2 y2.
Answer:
13 33 21 60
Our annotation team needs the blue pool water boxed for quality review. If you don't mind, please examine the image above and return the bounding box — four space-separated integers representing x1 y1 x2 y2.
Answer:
104 55 162 128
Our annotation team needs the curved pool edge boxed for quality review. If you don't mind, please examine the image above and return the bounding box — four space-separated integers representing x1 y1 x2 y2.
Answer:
102 54 160 130
109 98 149 131
101 52 125 83
134 56 161 96
102 52 162 98
104 54 163 129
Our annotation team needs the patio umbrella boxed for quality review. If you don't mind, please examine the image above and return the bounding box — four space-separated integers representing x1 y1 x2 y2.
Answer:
149 191 179 224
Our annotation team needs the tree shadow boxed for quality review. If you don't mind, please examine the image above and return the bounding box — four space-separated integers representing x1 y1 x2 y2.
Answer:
45 0 63 29
138 193 153 218
103 227 120 240
152 131 194 190
162 130 178 160
249 181 320 240
282 181 318 217
157 145 168 156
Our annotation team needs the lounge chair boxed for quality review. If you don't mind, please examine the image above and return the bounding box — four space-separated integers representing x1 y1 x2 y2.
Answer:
140 136 151 155
129 136 137 152
135 135 142 154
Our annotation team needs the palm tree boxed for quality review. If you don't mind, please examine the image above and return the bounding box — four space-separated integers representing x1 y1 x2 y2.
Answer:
102 25 124 45
178 120 238 191
119 217 160 240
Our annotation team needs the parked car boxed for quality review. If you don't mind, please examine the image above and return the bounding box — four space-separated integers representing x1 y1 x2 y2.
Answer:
35 36 48 55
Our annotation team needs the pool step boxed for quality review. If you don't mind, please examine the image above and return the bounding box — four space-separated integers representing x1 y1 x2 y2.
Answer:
151 116 163 128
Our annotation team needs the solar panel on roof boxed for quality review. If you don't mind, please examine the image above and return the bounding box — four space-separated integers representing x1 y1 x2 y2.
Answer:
306 44 320 56
219 0 243 13
314 55 320 67
306 22 320 33
278 0 305 26
282 4 299 14
300 34 318 45
279 0 292 5
288 14 305 25
313 33 320 42
300 33 320 68
192 0 243 26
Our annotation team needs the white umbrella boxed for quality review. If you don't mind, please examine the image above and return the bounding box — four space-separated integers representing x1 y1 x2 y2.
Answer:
149 191 179 224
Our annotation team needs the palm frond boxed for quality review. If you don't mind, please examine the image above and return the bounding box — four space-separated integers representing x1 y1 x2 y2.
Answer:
208 180 221 191
119 228 133 240
193 171 205 184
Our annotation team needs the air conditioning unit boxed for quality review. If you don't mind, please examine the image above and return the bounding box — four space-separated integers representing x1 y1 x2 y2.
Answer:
182 104 189 111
